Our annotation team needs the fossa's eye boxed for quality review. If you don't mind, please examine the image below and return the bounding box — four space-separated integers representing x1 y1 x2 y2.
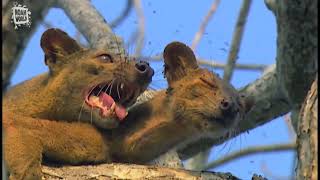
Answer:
200 77 217 89
96 54 113 63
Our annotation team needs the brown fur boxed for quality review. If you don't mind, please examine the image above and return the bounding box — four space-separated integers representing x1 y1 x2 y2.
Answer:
3 30 252 180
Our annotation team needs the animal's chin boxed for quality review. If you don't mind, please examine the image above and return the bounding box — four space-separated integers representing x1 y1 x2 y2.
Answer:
84 80 141 121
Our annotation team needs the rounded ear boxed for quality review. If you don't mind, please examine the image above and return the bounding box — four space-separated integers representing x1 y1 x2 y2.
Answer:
40 28 82 67
163 42 198 85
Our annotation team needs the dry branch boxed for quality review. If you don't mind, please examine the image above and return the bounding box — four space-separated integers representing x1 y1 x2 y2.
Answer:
132 0 145 56
191 0 221 51
223 0 252 82
202 143 296 170
110 0 133 28
137 55 268 71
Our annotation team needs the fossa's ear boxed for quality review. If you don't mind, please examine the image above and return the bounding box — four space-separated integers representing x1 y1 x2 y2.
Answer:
163 42 198 86
40 28 82 68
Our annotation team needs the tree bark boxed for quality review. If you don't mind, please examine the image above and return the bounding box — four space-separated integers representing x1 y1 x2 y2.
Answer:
265 0 318 131
41 163 241 180
296 75 318 180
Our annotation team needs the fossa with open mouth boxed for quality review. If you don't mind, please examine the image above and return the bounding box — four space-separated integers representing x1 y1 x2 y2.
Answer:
4 28 154 129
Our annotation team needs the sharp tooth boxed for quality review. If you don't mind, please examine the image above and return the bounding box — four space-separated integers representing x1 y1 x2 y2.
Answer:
110 102 116 111
120 83 124 89
89 96 101 106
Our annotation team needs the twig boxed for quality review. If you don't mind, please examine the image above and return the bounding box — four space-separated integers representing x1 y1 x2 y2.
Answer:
223 0 252 82
132 0 145 56
191 0 221 51
110 0 133 28
201 143 296 170
135 55 268 71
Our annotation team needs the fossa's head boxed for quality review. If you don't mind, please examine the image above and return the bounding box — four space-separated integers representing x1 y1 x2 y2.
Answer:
163 42 252 136
40 28 154 128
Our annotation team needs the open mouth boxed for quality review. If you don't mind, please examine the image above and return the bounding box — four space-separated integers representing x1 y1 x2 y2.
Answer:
84 80 140 121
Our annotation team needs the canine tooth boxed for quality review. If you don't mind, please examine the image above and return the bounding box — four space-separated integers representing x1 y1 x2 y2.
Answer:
120 83 124 89
110 102 116 111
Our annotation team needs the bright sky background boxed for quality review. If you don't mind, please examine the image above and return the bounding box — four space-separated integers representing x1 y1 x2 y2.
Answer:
11 1 295 179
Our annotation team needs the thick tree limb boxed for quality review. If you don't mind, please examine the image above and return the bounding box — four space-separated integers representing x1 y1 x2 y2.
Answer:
296 75 317 180
42 163 240 180
265 0 318 131
56 0 125 55
2 0 52 90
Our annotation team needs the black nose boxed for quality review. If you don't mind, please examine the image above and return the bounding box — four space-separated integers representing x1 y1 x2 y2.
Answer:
220 99 231 111
135 61 154 78
219 98 238 118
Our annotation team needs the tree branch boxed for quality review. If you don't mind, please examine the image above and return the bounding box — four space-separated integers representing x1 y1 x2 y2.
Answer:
268 0 318 131
191 0 221 51
137 55 268 71
223 0 252 82
201 143 296 170
110 0 133 28
132 0 145 56
56 0 125 55
41 163 241 180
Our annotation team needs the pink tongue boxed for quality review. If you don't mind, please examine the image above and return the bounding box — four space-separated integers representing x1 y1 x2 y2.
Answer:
115 105 127 121
99 92 114 108
99 92 127 121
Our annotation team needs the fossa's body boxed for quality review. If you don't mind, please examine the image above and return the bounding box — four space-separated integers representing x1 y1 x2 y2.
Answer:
4 29 252 180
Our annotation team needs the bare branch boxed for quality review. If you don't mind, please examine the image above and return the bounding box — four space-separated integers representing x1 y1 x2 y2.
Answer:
110 0 133 28
223 0 252 82
132 0 145 56
136 55 268 71
191 0 221 51
201 143 296 170
56 0 125 54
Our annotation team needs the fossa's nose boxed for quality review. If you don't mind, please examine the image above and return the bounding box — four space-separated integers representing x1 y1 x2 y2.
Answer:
135 61 154 78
